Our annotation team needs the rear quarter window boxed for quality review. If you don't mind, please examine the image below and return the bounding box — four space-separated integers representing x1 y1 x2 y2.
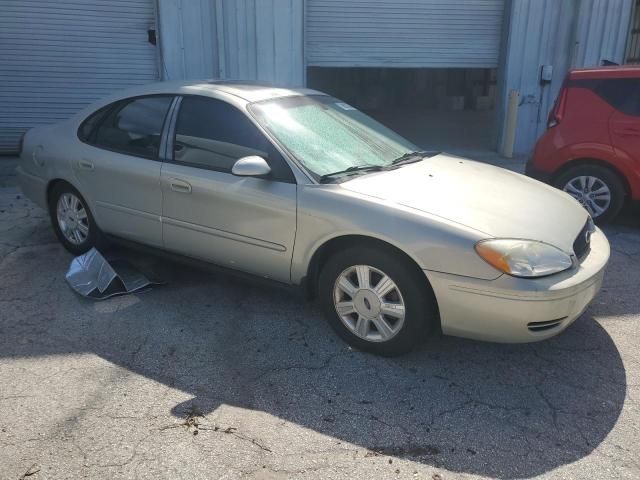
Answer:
87 96 173 159
78 105 112 143
593 78 640 116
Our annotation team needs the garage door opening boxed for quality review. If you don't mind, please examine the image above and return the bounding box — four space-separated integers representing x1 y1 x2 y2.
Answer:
307 67 498 154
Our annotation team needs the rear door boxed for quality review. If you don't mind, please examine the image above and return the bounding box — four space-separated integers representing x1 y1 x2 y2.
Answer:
160 95 297 283
602 78 640 162
74 95 174 247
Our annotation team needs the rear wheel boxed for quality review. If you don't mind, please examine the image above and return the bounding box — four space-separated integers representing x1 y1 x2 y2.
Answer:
49 183 103 255
554 165 625 224
318 247 437 356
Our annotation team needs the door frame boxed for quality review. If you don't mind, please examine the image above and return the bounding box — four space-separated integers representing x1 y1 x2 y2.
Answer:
157 93 300 282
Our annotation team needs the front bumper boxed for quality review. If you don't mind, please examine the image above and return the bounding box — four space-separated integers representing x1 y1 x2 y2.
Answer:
424 228 609 343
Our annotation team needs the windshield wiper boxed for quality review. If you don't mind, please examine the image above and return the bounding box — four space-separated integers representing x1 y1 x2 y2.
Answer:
390 150 439 166
319 164 385 183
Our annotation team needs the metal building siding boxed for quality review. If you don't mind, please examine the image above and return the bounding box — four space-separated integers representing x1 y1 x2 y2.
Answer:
0 0 158 153
157 0 218 80
306 0 506 68
574 0 633 65
157 0 304 87
498 0 633 155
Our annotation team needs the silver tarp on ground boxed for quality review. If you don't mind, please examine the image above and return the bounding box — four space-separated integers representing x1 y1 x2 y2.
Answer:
65 248 160 300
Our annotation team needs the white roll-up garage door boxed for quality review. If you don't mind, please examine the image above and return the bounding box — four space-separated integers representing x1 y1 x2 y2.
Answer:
306 0 505 68
0 0 159 153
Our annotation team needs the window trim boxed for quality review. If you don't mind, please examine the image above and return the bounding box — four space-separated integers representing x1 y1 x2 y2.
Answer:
162 96 182 162
159 96 182 161
164 94 297 184
77 94 176 161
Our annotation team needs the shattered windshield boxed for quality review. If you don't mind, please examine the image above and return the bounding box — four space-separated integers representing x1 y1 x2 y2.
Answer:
249 95 419 179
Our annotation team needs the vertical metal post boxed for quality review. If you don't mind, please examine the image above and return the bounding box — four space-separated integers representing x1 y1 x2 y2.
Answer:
502 89 520 158
215 0 226 79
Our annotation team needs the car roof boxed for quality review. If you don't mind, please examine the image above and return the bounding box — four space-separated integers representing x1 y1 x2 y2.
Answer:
569 65 640 80
112 79 326 104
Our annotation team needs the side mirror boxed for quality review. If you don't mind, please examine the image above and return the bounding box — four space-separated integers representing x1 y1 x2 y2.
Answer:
231 156 271 177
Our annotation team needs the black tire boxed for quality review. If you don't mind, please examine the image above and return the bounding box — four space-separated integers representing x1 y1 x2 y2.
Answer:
48 182 104 255
554 164 625 224
318 246 437 356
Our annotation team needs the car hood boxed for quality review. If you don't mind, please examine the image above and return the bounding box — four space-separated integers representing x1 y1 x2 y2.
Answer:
339 154 588 253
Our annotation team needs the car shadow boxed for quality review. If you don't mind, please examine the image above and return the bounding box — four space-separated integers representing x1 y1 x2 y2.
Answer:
0 240 629 479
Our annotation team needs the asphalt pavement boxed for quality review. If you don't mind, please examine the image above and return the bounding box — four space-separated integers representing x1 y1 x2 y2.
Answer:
1 157 639 479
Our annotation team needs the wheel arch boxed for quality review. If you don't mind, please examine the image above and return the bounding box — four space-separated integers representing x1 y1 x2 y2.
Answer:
551 158 631 197
46 178 94 210
303 234 440 328
46 178 70 207
45 178 102 230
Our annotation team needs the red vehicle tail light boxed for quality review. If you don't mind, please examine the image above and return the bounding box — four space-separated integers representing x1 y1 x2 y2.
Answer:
548 80 569 129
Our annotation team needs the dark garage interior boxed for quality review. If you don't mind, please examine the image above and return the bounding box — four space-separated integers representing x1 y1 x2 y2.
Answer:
307 67 499 154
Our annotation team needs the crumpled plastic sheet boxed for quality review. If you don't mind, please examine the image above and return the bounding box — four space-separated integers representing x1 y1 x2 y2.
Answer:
65 248 162 300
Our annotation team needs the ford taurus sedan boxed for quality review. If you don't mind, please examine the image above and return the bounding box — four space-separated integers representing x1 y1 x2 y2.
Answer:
17 81 610 356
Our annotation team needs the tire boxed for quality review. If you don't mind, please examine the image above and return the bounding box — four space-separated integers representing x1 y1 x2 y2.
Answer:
318 246 437 356
554 165 625 224
48 182 104 255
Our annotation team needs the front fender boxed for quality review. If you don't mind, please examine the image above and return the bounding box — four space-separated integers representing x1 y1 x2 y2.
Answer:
291 184 501 284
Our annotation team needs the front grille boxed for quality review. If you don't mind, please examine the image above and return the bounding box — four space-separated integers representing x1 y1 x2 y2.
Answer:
527 317 567 332
573 219 595 261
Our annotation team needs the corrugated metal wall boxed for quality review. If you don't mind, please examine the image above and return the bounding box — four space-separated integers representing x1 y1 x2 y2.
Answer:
499 0 633 155
574 0 633 65
626 1 640 63
0 0 159 154
157 0 218 80
160 0 633 155
157 0 304 86
306 0 505 68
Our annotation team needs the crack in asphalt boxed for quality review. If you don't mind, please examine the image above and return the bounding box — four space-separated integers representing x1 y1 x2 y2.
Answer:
160 408 273 453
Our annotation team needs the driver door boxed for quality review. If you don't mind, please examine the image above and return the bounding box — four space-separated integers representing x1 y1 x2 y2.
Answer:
160 96 297 283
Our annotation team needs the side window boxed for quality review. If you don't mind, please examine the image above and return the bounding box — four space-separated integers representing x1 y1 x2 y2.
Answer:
595 79 640 116
173 96 293 181
92 96 173 159
78 105 112 142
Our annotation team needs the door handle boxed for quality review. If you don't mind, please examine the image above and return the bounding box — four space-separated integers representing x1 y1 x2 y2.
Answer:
78 160 94 170
169 178 192 193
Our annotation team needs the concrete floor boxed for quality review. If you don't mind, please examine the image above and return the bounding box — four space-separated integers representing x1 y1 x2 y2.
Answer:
0 158 639 479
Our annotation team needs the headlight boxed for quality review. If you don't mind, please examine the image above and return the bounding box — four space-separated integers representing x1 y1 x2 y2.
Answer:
475 239 573 278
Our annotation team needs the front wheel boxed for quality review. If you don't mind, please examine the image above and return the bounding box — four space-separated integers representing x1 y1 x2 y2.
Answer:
318 247 437 356
554 165 625 224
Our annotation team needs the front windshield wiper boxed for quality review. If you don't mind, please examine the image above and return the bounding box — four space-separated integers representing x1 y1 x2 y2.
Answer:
319 164 385 183
390 150 440 166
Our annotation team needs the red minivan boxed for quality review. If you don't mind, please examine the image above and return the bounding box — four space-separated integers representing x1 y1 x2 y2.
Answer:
527 66 640 223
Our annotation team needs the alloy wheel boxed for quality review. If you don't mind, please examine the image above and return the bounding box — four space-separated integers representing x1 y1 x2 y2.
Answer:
56 193 90 245
333 264 406 342
563 175 611 218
